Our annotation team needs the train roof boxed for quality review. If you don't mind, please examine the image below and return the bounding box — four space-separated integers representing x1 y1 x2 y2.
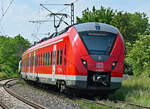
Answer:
23 22 119 56
74 22 118 34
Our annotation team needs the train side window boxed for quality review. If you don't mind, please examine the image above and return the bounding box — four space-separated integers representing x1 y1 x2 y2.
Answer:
31 56 33 67
30 57 31 66
36 55 38 66
30 56 32 67
43 53 45 66
48 52 50 65
41 54 42 66
28 57 30 67
32 56 34 66
39 54 40 66
35 55 36 66
60 49 63 65
53 51 56 65
46 53 47 65
64 44 66 56
57 50 59 65
31 56 33 66
51 51 53 65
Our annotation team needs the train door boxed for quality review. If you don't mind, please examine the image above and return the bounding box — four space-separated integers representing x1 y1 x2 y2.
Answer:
52 44 56 81
28 53 31 73
33 51 36 80
64 43 67 78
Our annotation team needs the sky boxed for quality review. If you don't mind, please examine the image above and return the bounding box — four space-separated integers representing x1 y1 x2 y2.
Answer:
0 0 150 43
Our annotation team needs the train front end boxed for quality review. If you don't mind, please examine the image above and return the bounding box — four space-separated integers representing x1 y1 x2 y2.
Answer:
69 22 125 93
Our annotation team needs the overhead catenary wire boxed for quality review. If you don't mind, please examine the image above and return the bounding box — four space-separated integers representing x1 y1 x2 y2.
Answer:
1 0 4 16
0 0 15 23
30 0 80 42
0 0 15 36
40 4 69 26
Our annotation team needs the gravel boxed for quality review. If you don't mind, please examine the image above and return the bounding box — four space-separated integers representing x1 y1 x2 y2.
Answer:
7 80 81 109
0 80 34 109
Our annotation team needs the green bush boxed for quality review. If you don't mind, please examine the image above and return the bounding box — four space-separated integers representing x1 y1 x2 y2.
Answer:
124 60 133 75
126 35 150 76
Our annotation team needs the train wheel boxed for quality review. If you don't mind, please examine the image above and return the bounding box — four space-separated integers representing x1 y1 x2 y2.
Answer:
60 81 67 93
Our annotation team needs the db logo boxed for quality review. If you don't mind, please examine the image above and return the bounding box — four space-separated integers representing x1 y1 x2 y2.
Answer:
96 63 104 68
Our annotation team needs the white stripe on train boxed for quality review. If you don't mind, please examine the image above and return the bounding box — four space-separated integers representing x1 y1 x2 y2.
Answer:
21 72 122 82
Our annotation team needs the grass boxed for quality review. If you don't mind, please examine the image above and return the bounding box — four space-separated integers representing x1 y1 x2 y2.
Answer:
0 72 19 79
109 73 150 107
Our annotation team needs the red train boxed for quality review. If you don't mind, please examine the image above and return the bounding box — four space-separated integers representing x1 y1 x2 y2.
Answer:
21 22 125 95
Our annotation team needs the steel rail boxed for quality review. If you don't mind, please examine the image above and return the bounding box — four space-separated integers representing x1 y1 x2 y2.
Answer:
0 102 9 109
3 78 45 109
80 98 121 109
0 78 13 109
115 100 150 109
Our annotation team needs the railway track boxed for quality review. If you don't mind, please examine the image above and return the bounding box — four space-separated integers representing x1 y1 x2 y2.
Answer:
0 78 13 109
115 100 150 109
3 78 150 109
0 102 9 109
0 78 45 109
80 98 150 109
23 80 150 109
80 98 121 109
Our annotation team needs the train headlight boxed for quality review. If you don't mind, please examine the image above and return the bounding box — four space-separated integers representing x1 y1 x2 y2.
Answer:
112 61 118 70
81 59 87 68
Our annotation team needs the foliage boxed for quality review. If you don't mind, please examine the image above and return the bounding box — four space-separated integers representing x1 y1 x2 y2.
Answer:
124 60 133 75
126 35 150 76
111 12 149 43
77 6 115 24
0 35 30 73
0 72 19 79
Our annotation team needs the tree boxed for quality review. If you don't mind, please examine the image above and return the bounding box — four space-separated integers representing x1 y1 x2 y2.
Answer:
0 35 30 73
111 12 149 43
77 6 115 24
126 35 150 76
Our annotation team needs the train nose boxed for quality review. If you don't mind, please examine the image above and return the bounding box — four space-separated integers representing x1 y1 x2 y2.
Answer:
81 55 112 72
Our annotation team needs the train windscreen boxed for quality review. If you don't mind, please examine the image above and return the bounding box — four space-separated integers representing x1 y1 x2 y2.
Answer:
79 31 117 55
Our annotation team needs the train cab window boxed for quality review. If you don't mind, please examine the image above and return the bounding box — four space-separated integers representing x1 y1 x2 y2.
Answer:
57 50 59 65
51 51 53 65
60 49 63 65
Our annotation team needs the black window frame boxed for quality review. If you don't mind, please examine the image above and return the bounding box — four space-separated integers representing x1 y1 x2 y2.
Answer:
60 49 63 65
57 50 60 65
